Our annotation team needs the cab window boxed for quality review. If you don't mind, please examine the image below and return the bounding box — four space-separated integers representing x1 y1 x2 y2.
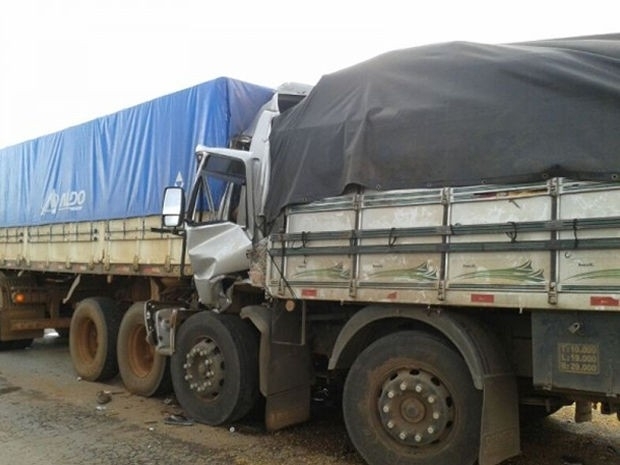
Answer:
188 155 247 225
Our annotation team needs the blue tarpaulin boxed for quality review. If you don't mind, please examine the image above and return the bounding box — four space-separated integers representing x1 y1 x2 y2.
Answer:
0 77 273 227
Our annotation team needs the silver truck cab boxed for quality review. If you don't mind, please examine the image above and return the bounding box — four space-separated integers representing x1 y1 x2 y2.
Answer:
161 82 311 309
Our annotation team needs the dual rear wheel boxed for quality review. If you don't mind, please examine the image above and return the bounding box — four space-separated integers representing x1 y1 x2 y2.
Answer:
69 299 170 396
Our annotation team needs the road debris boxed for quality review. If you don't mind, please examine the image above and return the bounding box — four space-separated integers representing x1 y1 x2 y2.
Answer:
163 414 194 426
96 390 112 404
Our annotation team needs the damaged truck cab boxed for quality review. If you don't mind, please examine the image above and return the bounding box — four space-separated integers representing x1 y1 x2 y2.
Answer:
156 82 311 311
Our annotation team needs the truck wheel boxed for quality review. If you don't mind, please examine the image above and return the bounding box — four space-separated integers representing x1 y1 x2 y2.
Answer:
170 311 259 425
343 331 482 465
69 297 121 381
117 302 171 396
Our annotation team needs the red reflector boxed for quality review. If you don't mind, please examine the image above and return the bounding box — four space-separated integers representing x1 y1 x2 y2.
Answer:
471 294 494 303
301 289 317 298
590 296 619 307
387 291 398 300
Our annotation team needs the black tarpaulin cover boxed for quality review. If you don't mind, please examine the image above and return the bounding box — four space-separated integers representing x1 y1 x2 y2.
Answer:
266 34 620 221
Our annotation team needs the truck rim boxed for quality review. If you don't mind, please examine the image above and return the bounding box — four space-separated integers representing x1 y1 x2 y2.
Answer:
343 331 481 465
378 368 454 446
127 324 154 378
182 338 225 399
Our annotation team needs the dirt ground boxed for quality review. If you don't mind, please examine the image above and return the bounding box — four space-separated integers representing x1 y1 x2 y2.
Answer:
0 335 618 465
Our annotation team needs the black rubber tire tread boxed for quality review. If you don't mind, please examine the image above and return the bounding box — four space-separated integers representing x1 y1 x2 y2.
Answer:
171 311 259 425
117 302 171 397
343 330 482 465
69 297 122 381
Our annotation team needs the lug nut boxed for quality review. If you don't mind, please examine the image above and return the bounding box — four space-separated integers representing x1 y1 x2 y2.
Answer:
427 426 434 434
399 432 407 440
400 382 407 391
427 395 435 404
433 411 440 420
387 420 394 429
415 384 423 393
382 405 390 413
387 390 395 399
414 434 422 443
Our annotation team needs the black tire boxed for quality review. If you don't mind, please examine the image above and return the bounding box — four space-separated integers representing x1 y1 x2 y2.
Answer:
171 311 259 425
343 331 482 465
69 297 121 381
117 302 171 397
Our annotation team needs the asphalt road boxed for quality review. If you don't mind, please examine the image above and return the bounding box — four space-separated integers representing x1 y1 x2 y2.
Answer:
0 335 618 465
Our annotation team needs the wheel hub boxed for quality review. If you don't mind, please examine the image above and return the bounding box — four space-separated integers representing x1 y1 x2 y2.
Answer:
378 369 454 446
182 339 224 399
401 397 426 423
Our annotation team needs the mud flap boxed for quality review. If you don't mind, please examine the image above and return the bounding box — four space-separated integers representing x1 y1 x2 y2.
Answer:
241 303 312 431
264 342 311 431
479 373 521 465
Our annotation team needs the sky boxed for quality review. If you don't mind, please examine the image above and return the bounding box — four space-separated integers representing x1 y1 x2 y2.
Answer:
0 0 618 149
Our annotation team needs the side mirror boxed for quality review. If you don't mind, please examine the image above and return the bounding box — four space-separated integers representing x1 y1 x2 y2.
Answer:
161 186 185 228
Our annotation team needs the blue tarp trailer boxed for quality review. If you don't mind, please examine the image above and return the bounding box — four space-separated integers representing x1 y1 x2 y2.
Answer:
0 77 273 227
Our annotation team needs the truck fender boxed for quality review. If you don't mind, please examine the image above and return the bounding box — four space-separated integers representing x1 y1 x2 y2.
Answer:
239 305 270 396
329 304 520 465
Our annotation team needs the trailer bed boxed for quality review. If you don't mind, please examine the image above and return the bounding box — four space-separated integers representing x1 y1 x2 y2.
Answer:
268 178 620 313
